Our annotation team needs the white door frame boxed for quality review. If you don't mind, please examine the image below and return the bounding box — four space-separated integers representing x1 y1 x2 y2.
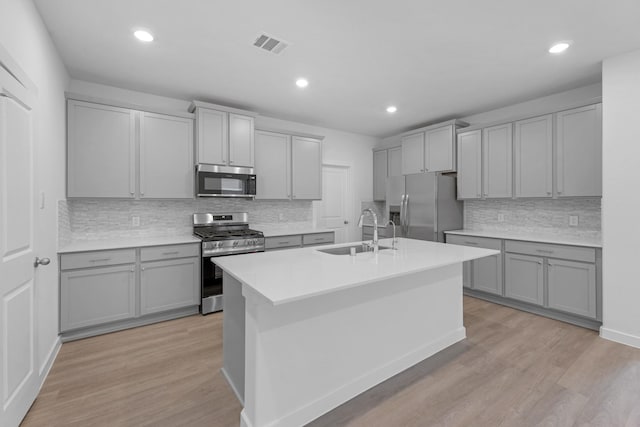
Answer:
313 163 354 242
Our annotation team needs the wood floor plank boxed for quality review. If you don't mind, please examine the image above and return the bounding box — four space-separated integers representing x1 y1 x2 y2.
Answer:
21 296 640 427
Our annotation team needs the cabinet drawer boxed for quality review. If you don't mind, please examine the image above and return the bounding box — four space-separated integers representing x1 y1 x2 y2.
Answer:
60 248 136 270
265 235 303 249
504 240 595 263
446 234 502 250
140 243 200 262
303 232 335 246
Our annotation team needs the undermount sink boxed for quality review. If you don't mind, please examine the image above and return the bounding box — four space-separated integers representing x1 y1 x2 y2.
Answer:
317 244 393 255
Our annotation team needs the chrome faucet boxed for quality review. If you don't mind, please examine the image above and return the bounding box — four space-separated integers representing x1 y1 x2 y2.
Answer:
357 208 378 254
387 220 397 249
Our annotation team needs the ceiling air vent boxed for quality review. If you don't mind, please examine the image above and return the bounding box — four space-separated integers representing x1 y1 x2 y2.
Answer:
253 33 289 54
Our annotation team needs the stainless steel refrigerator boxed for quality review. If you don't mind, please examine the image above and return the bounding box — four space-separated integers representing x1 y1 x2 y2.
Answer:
386 173 462 242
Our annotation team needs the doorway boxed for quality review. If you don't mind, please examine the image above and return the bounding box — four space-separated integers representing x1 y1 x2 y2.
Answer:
314 164 352 244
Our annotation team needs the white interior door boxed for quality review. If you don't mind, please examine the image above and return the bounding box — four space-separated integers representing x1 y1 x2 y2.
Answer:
0 53 38 427
316 165 351 243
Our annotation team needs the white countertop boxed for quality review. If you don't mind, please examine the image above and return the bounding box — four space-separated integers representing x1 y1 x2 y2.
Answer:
58 235 201 253
253 222 334 237
444 229 602 248
213 237 498 306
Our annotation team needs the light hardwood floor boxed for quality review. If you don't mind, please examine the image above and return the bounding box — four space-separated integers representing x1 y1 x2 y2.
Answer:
22 297 640 427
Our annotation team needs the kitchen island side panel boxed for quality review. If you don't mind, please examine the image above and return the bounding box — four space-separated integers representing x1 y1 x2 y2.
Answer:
239 264 464 427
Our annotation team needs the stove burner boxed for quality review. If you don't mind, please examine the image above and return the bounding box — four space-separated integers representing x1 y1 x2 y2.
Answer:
193 227 263 241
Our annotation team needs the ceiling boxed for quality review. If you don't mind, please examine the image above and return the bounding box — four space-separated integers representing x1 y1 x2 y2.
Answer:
34 0 640 137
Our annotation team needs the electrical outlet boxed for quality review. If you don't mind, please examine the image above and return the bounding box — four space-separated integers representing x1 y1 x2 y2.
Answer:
497 213 505 222
569 215 579 226
132 216 140 227
279 213 285 221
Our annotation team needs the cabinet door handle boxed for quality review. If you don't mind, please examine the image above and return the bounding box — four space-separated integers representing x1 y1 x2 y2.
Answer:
90 258 111 263
162 251 180 256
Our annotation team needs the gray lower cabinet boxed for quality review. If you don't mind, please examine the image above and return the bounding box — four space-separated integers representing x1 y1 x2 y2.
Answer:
473 252 502 295
504 253 544 305
140 257 200 315
59 243 200 339
547 259 596 318
446 235 502 294
60 264 136 331
265 232 335 250
447 232 601 329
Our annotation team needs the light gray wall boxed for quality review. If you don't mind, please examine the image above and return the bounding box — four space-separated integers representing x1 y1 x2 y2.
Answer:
63 80 381 244
601 49 640 348
1 0 70 379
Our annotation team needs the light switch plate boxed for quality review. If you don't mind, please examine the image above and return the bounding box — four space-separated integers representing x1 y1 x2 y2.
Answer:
497 213 505 222
569 215 579 226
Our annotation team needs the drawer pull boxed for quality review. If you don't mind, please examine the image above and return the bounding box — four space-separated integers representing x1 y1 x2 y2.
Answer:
464 241 479 245
89 258 111 263
314 238 325 241
162 251 180 256
536 249 554 254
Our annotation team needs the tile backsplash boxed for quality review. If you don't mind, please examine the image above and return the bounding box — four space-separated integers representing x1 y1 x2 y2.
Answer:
464 198 601 239
59 198 313 242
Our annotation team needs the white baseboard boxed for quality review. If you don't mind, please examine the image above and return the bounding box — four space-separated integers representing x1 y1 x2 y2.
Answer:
38 337 61 384
221 368 244 406
600 327 640 349
272 327 467 427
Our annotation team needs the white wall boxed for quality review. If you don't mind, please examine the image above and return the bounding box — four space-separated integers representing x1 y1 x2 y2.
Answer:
601 49 640 348
68 79 381 243
0 0 69 379
254 116 380 242
377 83 602 149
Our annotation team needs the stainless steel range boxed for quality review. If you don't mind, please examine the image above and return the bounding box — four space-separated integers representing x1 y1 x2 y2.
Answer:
193 212 264 314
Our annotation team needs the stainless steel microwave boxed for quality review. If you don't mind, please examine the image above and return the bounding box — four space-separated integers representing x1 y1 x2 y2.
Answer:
196 164 257 198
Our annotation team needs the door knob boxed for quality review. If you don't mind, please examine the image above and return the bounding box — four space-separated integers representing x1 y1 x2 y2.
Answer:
34 257 50 267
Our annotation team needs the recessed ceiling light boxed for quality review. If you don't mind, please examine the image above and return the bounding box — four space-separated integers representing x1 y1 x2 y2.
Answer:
548 42 570 54
296 78 309 88
134 30 154 42
386 106 397 113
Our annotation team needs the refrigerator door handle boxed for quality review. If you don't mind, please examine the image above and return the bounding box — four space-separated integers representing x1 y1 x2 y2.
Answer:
405 194 410 235
399 194 404 233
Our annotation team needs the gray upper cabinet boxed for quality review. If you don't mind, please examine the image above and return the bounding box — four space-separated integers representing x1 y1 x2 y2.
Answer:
373 149 388 201
140 112 194 199
228 113 255 167
482 123 512 199
291 136 322 200
514 115 553 198
67 100 194 199
504 253 544 305
388 146 402 177
457 130 482 199
67 100 136 198
401 125 458 175
255 131 323 200
255 130 291 200
192 101 255 167
555 104 602 197
426 125 456 172
401 132 425 175
195 107 227 165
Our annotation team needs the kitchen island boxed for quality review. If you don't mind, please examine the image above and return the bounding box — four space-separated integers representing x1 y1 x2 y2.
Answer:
214 237 498 427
